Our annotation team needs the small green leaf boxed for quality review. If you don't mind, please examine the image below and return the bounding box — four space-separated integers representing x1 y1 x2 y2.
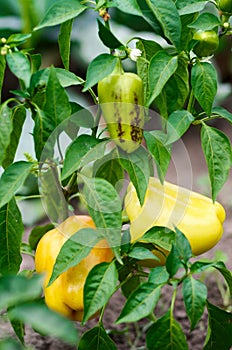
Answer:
212 106 232 124
0 161 33 208
58 19 73 70
137 0 164 35
0 338 24 349
204 302 232 350
128 246 160 261
34 0 87 30
148 51 178 106
0 102 13 166
78 325 117 350
118 146 151 205
213 261 232 298
83 54 117 91
61 135 101 180
146 309 188 350
97 19 123 49
83 261 118 323
2 106 26 168
166 110 194 145
144 131 171 183
188 13 221 31
6 51 31 88
48 228 101 285
177 0 208 15
29 223 54 251
175 227 192 262
0 274 43 310
191 61 217 116
0 198 24 275
8 302 78 345
182 276 207 330
80 175 122 261
148 266 169 284
6 33 32 46
166 244 184 277
116 282 161 323
201 124 232 201
117 261 141 298
141 226 175 251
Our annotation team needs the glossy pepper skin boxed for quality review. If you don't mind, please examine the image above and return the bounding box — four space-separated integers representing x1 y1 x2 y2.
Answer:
125 177 225 265
218 0 232 14
192 30 219 58
35 215 114 321
98 67 144 153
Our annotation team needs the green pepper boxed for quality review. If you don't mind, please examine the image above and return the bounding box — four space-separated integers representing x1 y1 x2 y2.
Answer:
218 0 232 14
97 62 144 153
193 30 219 58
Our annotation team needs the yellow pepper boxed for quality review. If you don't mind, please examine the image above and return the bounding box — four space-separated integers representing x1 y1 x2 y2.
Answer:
35 215 114 321
125 177 225 264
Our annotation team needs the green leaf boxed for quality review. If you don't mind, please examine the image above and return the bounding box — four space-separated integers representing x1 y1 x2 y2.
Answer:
0 338 25 349
116 282 161 323
212 106 232 124
80 175 122 261
48 228 102 285
213 261 232 298
6 52 31 88
108 0 142 16
148 266 169 284
2 106 26 168
177 0 208 15
83 54 117 91
166 244 184 277
146 309 188 350
201 124 232 201
39 164 69 224
204 302 232 350
78 325 117 350
137 0 164 35
144 131 171 183
118 146 151 205
0 161 33 208
83 261 118 323
166 110 194 145
94 149 125 189
10 318 25 345
29 223 54 251
188 13 221 31
61 135 101 180
0 55 6 104
58 19 73 70
8 302 78 345
0 102 13 166
0 198 24 275
7 33 32 46
175 227 192 262
191 61 217 116
44 66 72 129
117 260 141 298
182 276 207 330
148 51 178 106
0 274 43 310
128 246 160 261
34 0 87 30
147 0 182 51
97 19 123 49
141 226 175 251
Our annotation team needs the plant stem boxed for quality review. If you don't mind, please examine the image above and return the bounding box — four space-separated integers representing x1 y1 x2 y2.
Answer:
187 88 195 114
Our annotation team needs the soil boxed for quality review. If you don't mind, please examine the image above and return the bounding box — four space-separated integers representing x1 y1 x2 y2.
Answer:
0 121 232 350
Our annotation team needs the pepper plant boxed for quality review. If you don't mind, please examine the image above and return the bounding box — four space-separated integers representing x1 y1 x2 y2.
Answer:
0 0 232 349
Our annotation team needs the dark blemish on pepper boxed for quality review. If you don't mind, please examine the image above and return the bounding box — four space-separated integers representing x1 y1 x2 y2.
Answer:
130 125 142 142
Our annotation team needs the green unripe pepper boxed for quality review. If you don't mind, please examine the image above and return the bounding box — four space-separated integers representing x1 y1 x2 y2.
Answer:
97 62 144 153
218 0 232 14
193 30 219 58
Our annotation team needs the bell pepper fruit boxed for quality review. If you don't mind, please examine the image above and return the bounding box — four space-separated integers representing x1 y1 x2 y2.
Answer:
125 177 226 265
192 30 219 58
35 215 114 321
97 62 144 153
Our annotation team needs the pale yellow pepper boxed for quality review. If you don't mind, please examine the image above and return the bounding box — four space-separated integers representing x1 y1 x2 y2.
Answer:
35 215 114 321
125 177 226 263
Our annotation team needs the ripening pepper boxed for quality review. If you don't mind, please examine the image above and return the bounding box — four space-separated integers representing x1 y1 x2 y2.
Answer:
125 177 225 265
35 215 114 321
218 0 232 14
97 62 144 153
